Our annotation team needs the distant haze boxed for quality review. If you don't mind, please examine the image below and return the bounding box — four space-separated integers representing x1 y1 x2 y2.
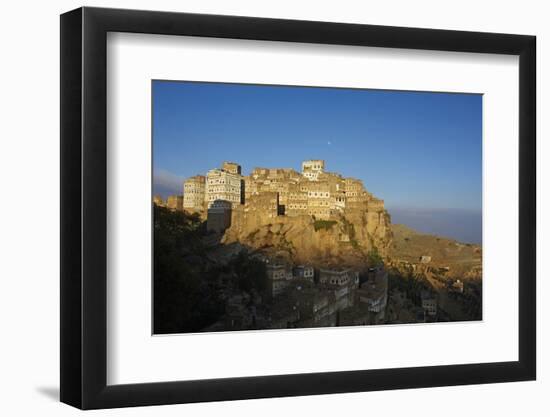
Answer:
388 206 482 244
153 169 184 198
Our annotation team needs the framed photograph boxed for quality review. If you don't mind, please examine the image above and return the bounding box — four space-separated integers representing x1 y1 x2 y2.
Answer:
60 6 536 409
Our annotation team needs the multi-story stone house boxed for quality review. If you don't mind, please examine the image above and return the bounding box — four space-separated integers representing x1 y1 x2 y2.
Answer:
222 161 242 175
206 200 233 232
266 263 294 296
183 175 205 212
357 267 388 315
319 268 360 287
303 181 332 218
344 178 367 202
248 167 301 210
302 159 325 181
421 290 437 316
206 167 243 208
334 191 346 210
293 265 314 281
286 183 309 216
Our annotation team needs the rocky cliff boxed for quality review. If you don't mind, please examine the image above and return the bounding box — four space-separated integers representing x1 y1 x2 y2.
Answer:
221 205 392 268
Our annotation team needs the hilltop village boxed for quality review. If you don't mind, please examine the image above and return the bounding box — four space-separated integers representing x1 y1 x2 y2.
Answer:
156 159 387 222
153 160 482 333
156 160 391 260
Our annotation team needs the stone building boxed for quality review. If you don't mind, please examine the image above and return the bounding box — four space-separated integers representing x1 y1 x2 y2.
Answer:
286 183 309 216
333 285 354 311
302 159 325 181
222 161 242 175
166 195 183 211
357 266 388 314
304 181 332 219
207 200 232 233
247 167 301 209
295 288 333 326
183 175 206 212
293 265 314 281
421 290 437 316
266 263 293 296
344 178 367 202
319 268 359 287
206 167 243 208
334 191 346 210
294 284 353 326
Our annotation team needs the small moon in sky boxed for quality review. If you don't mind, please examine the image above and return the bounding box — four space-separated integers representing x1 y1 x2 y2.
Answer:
327 141 332 145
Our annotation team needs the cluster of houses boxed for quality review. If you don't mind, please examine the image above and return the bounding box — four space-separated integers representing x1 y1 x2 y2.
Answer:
154 159 387 234
260 263 389 329
201 261 390 332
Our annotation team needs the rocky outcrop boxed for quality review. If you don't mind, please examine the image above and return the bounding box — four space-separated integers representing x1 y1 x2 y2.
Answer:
221 204 392 268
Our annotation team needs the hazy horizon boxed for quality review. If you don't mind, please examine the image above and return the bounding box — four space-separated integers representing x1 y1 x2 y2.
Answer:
388 206 482 244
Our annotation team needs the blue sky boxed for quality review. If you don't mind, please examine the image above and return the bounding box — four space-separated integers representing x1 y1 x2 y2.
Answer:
153 81 482 243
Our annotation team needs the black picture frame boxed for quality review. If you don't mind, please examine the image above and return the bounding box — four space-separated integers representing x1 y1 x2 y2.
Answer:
60 6 536 410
